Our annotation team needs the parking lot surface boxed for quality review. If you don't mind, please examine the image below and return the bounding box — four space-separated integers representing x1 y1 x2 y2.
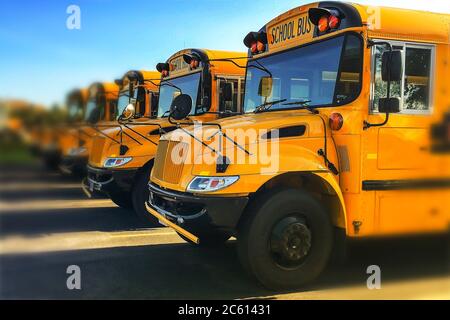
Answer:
0 164 448 299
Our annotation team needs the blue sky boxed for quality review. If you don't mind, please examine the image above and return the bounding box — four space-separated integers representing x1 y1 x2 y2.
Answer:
0 0 448 107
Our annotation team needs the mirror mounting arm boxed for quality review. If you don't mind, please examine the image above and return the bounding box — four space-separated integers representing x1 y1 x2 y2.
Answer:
207 57 247 69
364 41 394 130
363 113 390 130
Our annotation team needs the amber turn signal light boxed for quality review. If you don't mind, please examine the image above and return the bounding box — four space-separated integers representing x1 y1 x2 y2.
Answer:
329 113 344 130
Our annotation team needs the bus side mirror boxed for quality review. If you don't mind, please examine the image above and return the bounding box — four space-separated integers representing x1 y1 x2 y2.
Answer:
378 97 400 114
222 82 233 102
258 77 273 98
170 94 192 120
364 48 402 130
121 103 135 120
382 50 403 82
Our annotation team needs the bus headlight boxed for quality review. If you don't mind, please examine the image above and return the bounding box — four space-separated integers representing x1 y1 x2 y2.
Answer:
104 157 132 168
187 176 239 193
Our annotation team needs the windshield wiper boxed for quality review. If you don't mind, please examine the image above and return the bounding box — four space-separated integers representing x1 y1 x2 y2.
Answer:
159 110 171 118
282 100 318 114
282 99 311 106
253 99 287 114
205 110 241 116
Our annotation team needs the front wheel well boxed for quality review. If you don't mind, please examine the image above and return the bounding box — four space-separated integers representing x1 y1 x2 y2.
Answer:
132 158 155 187
242 172 346 230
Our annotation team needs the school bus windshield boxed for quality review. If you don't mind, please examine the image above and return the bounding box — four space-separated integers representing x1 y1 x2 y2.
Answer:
84 98 105 122
244 33 363 113
157 72 201 117
67 100 83 122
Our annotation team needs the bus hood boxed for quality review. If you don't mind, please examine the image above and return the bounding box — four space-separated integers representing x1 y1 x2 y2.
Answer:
88 119 176 168
162 110 328 147
151 110 335 189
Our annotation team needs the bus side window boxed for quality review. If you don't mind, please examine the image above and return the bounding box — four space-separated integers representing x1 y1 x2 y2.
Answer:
371 41 433 113
219 78 240 113
404 47 432 111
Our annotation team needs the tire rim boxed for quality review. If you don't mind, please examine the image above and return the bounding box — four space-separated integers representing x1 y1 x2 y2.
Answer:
269 216 312 269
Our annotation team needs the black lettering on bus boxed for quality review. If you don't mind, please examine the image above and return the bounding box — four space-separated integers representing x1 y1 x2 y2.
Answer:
297 16 312 36
289 21 296 39
297 17 304 36
306 18 311 33
281 23 286 41
272 19 307 45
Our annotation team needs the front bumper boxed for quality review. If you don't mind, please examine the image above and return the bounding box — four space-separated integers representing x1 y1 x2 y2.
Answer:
85 165 138 195
60 155 87 175
145 182 249 239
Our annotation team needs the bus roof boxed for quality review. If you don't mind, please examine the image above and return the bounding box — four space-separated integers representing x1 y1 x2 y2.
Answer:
263 1 450 46
355 3 450 44
139 70 160 83
162 49 246 78
88 82 119 100
165 49 245 63
66 88 89 105
119 70 160 93
139 70 160 92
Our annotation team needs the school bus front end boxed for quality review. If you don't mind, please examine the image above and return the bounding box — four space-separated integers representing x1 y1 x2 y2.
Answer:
146 2 450 289
59 82 119 176
87 50 246 221
47 88 89 170
86 70 163 209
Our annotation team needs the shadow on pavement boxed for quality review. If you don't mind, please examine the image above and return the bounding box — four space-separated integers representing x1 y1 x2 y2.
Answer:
0 207 154 236
0 187 93 202
1 234 447 299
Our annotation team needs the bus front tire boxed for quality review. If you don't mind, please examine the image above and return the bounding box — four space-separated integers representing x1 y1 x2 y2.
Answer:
237 188 333 290
131 165 159 226
110 192 133 210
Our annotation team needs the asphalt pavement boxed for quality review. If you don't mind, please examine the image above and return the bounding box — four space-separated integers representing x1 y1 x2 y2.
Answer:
0 163 448 299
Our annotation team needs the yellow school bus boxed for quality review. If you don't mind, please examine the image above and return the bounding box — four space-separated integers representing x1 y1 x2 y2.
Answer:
59 82 119 176
146 2 450 289
85 70 161 207
27 107 54 162
39 88 89 169
86 50 246 220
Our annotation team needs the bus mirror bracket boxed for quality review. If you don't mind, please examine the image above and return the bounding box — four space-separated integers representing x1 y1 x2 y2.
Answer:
364 42 402 130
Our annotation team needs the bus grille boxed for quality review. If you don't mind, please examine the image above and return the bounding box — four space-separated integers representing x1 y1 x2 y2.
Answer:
153 140 188 184
90 136 106 165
